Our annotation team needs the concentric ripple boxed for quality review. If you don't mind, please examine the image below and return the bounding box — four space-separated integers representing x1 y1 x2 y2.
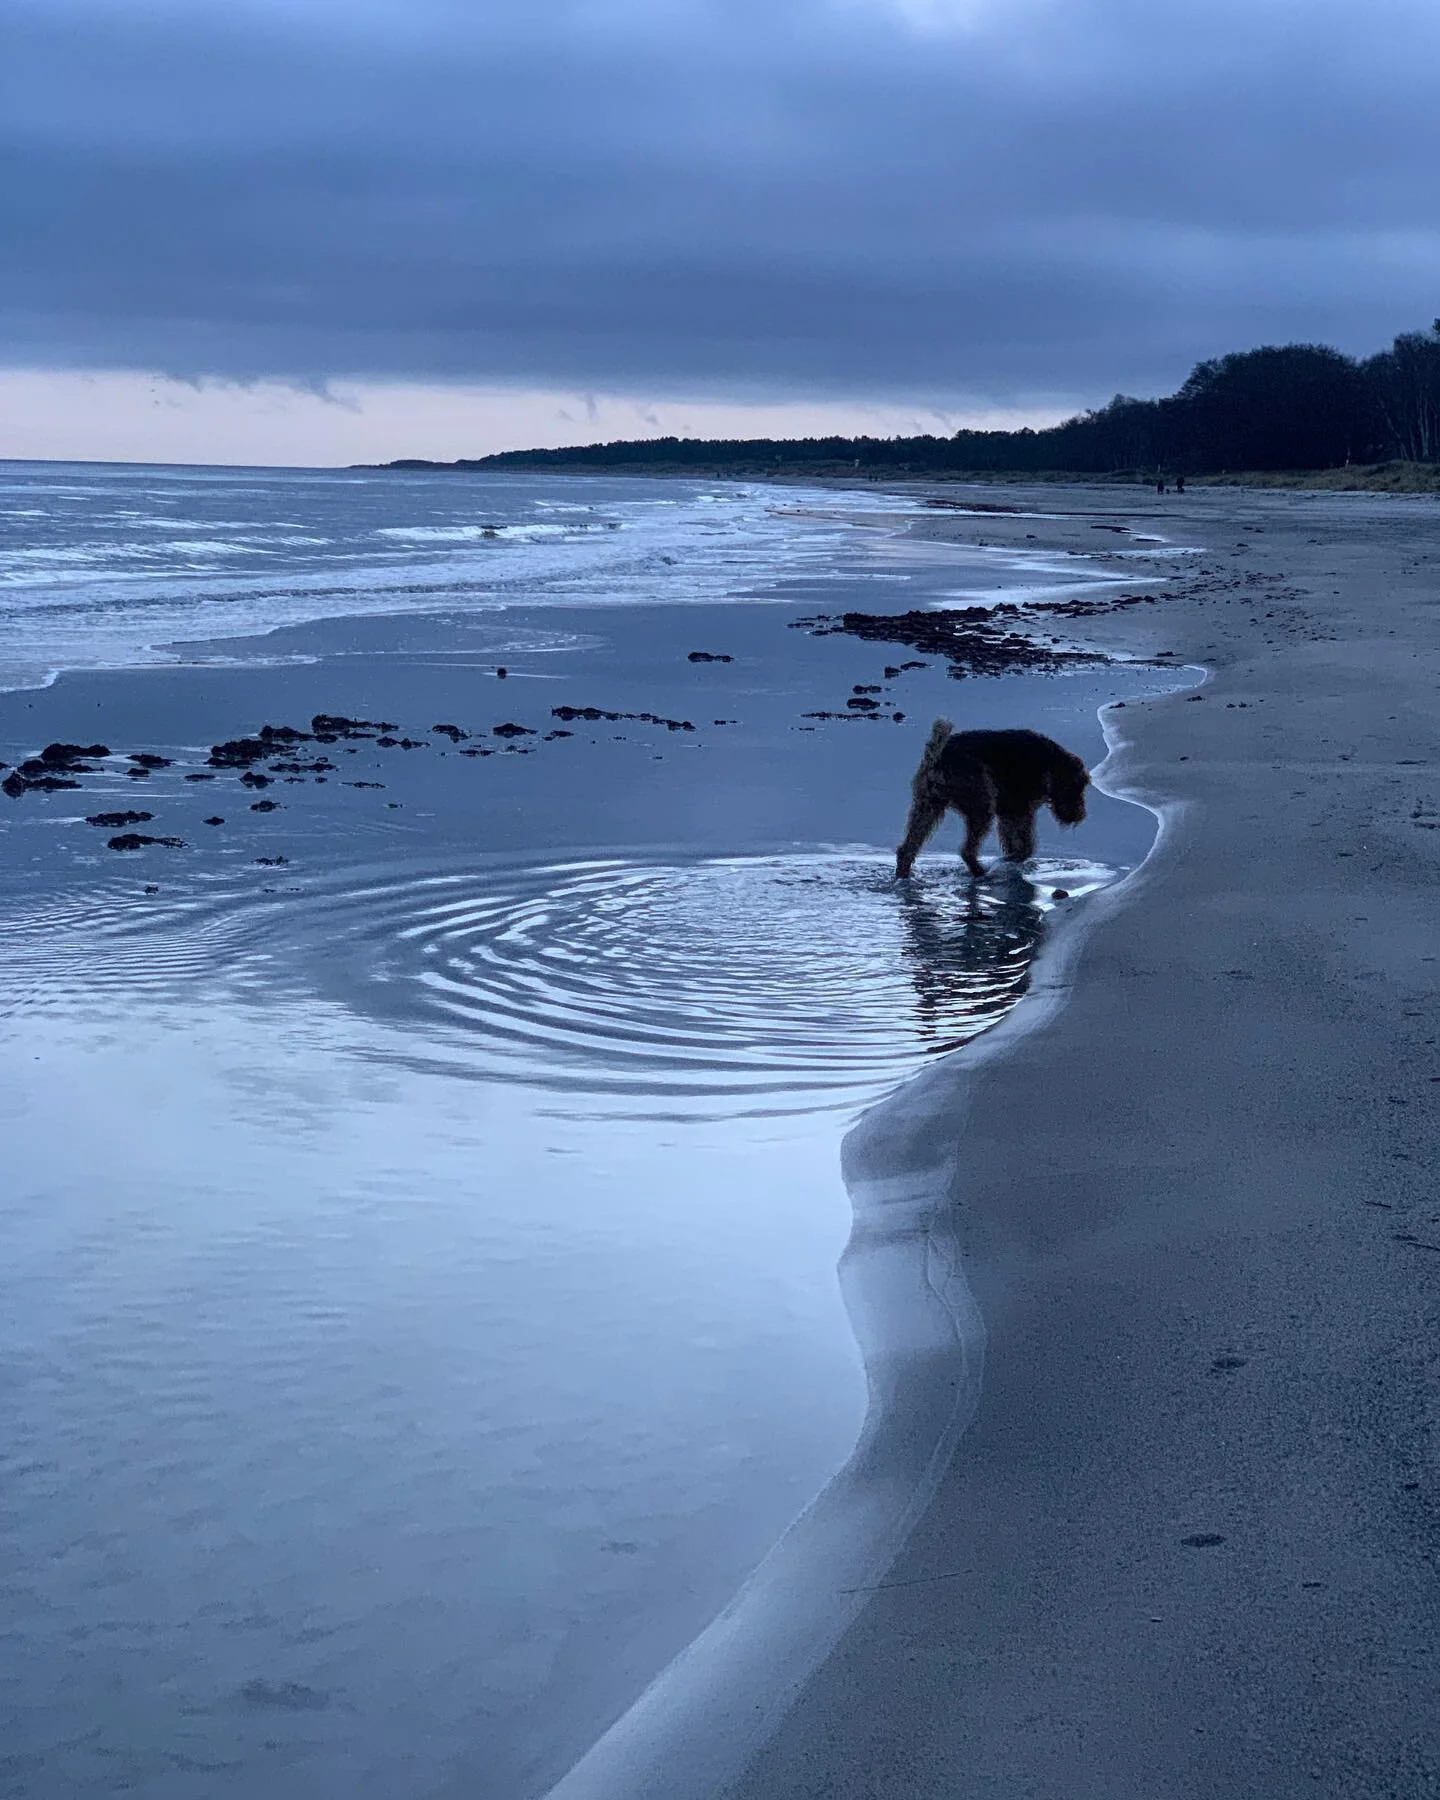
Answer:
0 853 1118 1116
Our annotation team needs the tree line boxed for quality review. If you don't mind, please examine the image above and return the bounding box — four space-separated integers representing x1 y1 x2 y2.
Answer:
398 320 1440 478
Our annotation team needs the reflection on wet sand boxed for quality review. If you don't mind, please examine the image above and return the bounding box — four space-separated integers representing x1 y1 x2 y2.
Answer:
896 872 1048 1056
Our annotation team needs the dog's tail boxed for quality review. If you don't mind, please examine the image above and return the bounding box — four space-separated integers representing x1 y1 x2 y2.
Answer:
895 718 954 878
911 718 954 797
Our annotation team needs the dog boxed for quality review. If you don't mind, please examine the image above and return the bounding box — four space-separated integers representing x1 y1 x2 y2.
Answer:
895 719 1090 879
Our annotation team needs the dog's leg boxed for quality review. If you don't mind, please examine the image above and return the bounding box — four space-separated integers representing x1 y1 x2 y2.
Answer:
996 809 1037 863
895 718 956 878
895 792 947 878
959 802 994 877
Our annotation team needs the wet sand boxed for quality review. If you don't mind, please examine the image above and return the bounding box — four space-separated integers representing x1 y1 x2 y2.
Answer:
690 484 1440 1799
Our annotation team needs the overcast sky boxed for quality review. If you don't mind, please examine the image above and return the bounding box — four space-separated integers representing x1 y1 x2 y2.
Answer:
4 0 1439 464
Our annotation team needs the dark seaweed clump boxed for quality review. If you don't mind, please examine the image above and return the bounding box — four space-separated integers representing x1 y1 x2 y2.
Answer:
2 740 111 796
788 606 1097 678
107 833 185 851
789 593 1159 678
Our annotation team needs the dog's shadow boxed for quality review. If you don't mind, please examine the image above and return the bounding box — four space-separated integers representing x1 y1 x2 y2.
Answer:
894 870 1047 1053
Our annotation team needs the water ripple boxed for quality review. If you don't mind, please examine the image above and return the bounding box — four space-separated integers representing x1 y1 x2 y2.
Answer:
0 853 1117 1116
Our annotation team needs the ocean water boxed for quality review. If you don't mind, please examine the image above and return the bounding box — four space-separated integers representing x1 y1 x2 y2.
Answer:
0 465 1183 1800
0 462 1132 693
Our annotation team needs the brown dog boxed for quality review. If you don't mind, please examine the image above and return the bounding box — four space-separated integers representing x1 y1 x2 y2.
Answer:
895 719 1090 879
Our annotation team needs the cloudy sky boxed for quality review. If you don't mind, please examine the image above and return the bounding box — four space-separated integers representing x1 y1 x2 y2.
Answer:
3 0 1439 464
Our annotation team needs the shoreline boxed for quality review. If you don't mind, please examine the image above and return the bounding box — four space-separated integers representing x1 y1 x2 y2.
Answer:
539 638 1192 1800
9 450 1440 496
357 461 1440 496
716 481 1440 1799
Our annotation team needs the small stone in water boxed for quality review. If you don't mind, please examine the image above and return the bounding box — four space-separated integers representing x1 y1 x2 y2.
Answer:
240 1677 330 1711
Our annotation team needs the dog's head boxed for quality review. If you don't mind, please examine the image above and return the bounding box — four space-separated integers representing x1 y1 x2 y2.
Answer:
1048 751 1090 826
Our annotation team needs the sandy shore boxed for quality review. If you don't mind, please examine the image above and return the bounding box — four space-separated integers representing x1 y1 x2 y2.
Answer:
554 483 1440 1798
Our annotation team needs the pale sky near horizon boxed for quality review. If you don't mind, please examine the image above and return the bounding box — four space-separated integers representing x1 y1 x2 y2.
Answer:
0 371 1059 469
4 0 1439 466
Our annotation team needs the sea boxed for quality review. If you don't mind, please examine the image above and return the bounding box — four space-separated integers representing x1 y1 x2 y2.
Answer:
0 463 1179 1800
0 461 1144 693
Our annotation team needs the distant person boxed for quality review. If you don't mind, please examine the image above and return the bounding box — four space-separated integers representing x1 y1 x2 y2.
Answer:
1175 475 1186 494
1156 477 1166 494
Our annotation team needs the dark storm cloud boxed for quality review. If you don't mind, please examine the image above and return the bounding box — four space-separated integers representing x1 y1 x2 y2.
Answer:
4 0 1440 409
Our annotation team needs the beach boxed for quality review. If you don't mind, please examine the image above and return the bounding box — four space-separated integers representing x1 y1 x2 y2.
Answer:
6 467 1436 1800
12 0 1440 1789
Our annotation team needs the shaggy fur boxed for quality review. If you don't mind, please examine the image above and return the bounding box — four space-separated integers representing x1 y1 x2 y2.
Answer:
895 719 1090 879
